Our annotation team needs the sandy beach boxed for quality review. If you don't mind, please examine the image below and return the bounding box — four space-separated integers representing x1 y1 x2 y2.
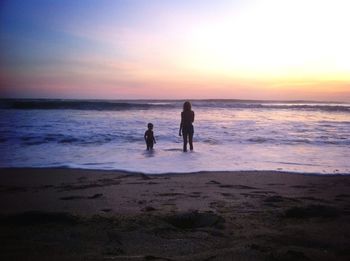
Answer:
0 168 350 260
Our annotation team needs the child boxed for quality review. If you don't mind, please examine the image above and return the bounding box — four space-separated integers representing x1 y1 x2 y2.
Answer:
144 123 156 150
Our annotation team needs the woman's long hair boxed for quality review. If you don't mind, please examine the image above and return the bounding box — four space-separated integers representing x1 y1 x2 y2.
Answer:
183 101 191 112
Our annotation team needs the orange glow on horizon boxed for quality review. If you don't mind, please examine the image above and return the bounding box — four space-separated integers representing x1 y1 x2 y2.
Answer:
0 0 349 101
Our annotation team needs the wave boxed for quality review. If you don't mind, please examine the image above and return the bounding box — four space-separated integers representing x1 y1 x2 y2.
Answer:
260 104 350 112
194 100 350 112
1 99 349 113
9 133 143 146
6 133 349 147
0 99 177 111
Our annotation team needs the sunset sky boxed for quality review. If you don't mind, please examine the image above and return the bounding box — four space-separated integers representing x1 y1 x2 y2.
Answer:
0 0 349 101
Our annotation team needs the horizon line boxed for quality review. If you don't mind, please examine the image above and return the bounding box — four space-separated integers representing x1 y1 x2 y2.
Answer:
1 97 349 104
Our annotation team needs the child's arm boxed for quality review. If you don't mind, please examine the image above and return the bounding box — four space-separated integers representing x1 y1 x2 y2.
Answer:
144 131 147 141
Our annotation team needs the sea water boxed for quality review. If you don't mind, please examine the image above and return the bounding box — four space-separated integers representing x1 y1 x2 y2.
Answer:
0 99 349 174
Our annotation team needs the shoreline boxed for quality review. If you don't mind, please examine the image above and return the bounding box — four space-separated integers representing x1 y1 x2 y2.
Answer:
1 168 350 260
1 167 349 176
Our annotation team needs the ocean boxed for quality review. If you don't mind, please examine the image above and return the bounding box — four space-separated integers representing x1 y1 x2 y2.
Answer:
0 99 349 174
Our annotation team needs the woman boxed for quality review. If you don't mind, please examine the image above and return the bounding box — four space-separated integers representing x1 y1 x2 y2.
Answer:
179 101 195 152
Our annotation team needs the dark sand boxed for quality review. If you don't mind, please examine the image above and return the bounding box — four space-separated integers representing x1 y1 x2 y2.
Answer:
0 168 350 260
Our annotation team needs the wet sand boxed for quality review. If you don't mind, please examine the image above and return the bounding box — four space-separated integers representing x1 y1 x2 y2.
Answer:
0 168 350 260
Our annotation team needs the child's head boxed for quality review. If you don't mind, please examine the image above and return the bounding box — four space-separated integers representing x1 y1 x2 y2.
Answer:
147 123 153 130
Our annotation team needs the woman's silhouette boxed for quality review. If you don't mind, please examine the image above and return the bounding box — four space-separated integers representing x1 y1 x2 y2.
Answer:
179 101 195 152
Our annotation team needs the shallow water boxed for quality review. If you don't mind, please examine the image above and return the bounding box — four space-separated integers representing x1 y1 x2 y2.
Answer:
0 99 349 174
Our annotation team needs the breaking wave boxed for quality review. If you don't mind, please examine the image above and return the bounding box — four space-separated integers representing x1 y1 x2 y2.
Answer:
1 99 349 113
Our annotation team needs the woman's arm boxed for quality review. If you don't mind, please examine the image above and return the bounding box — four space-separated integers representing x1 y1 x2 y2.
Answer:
179 112 183 136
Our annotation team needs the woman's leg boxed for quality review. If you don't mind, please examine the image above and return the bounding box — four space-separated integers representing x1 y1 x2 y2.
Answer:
183 133 188 152
189 132 193 150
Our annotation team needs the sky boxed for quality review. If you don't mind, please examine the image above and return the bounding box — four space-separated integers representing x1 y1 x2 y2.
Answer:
0 0 349 101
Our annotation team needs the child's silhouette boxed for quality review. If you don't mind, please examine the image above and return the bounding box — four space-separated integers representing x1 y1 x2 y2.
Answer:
144 123 156 150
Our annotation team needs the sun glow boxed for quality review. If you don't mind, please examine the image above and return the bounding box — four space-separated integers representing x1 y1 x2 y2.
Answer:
183 0 350 82
1 0 349 100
